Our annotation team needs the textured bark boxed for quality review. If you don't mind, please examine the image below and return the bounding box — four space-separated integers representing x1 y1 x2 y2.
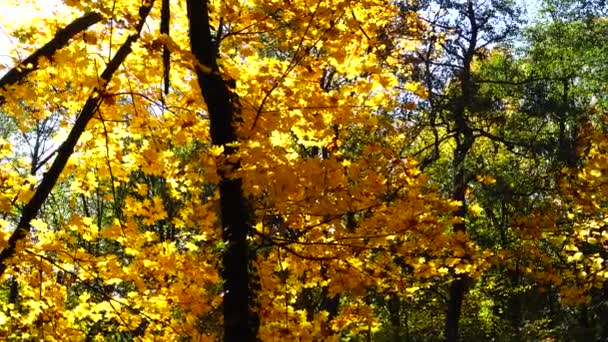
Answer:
0 2 154 277
186 1 257 340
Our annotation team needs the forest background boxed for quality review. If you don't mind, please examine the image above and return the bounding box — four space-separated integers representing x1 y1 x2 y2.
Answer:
0 0 607 341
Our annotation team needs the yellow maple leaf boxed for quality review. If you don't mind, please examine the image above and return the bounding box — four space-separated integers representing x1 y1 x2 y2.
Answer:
468 203 483 216
30 218 47 230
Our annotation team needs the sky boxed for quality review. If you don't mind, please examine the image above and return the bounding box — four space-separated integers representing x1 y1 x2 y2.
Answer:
517 0 543 22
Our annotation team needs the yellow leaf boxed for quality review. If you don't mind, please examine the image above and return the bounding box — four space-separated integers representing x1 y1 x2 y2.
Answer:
124 247 139 256
589 169 602 177
30 218 47 230
406 286 420 293
468 203 483 216
454 263 471 274
449 200 463 208
209 145 224 157
106 278 122 285
185 241 198 252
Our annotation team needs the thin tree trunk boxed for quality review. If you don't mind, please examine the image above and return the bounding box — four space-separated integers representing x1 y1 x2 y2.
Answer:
445 2 477 340
388 294 402 342
186 1 257 340
445 147 471 342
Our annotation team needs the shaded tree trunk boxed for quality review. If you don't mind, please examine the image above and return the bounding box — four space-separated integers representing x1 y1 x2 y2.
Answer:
388 294 404 342
186 1 257 340
445 2 476 341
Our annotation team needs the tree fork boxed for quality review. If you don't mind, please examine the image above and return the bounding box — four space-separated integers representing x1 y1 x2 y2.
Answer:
186 1 257 340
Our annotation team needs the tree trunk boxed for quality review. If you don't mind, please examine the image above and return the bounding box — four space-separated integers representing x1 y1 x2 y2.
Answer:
445 2 477 340
446 275 465 342
186 1 257 340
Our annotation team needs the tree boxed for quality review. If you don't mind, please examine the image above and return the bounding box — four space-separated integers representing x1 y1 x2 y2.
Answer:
0 1 606 341
402 0 522 340
0 0 459 340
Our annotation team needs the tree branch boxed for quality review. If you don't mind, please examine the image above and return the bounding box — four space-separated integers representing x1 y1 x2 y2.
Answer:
0 12 104 104
0 1 154 277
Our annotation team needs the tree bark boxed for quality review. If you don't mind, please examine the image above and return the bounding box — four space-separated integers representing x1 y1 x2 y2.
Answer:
186 1 257 340
445 2 477 341
160 0 171 95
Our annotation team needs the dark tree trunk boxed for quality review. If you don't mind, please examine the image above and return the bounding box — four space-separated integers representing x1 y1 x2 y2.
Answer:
445 2 477 341
388 294 403 342
160 0 170 95
186 1 257 340
446 134 472 342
